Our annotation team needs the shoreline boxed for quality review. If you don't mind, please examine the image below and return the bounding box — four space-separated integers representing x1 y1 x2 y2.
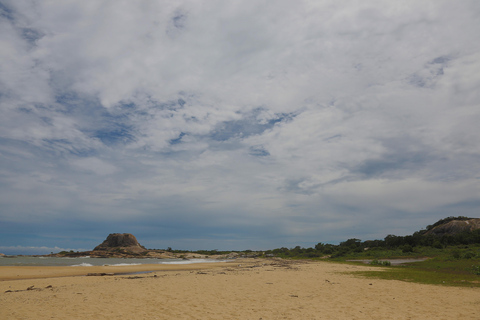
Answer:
0 260 240 281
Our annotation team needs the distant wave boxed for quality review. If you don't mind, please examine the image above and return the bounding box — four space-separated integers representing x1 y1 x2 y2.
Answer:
71 263 94 267
70 262 142 267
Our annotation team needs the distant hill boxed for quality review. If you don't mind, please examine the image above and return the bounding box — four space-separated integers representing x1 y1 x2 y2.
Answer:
94 233 147 254
423 217 480 236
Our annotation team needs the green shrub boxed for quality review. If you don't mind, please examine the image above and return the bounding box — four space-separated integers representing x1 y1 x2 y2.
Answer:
433 241 443 249
451 250 461 259
472 265 480 276
370 259 391 266
463 252 477 259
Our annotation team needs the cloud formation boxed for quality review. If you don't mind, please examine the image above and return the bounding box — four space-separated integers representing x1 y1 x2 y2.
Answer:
1 0 480 253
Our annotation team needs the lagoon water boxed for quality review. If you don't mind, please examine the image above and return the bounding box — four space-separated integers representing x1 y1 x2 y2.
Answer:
0 256 223 267
346 258 429 265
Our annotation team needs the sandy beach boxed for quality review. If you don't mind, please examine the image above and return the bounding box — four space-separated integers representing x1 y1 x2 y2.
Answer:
1 259 479 319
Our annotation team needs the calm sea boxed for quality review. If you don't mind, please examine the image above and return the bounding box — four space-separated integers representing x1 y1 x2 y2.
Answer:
0 256 224 267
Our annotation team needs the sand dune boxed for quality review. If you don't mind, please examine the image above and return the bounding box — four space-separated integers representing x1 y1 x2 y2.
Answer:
1 259 479 319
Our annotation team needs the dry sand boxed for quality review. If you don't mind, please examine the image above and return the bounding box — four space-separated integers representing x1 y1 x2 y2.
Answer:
1 259 479 319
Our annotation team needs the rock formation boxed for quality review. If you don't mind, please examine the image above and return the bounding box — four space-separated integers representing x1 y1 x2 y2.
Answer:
94 233 147 254
425 218 480 236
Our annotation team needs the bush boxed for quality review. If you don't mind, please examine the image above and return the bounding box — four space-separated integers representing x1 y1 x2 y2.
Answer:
472 265 480 276
463 252 477 259
451 250 461 259
370 259 391 266
433 241 443 249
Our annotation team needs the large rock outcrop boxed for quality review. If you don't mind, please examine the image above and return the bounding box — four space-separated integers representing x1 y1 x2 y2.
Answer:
424 218 480 236
94 233 147 254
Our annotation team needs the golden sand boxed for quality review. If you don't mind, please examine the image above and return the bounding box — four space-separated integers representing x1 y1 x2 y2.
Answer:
1 259 479 319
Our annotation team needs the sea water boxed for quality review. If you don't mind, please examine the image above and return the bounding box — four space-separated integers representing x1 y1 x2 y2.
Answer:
0 256 224 267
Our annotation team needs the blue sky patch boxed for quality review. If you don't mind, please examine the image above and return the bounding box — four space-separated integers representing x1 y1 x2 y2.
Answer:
169 132 186 145
249 145 270 157
210 110 293 141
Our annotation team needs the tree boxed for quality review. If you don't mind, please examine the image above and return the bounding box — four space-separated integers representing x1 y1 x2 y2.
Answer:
315 242 325 252
340 238 361 249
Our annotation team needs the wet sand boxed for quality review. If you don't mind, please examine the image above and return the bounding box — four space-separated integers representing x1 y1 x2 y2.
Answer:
0 261 235 281
1 259 479 319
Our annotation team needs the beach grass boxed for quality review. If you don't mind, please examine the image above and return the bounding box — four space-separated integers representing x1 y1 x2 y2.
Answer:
347 257 480 287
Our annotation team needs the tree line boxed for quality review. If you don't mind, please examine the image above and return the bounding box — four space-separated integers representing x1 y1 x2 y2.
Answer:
264 216 480 258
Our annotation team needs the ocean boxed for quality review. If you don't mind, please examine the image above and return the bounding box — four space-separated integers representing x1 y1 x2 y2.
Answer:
0 256 225 267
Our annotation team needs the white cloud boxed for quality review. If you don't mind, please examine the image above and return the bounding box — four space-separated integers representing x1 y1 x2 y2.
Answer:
0 0 479 250
72 157 118 175
325 178 480 213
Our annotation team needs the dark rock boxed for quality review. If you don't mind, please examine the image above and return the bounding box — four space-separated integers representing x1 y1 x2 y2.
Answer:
93 233 147 254
95 233 143 249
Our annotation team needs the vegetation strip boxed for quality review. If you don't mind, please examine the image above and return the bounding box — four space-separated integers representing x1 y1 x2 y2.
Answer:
343 256 480 287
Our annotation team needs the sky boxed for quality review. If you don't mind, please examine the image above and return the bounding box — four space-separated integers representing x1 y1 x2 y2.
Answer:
1 0 480 255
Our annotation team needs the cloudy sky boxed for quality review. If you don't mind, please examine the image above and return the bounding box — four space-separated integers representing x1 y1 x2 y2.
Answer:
1 1 479 255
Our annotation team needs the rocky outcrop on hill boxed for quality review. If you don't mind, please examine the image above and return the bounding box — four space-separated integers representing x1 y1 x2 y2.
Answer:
424 218 480 236
93 233 147 254
45 233 242 259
